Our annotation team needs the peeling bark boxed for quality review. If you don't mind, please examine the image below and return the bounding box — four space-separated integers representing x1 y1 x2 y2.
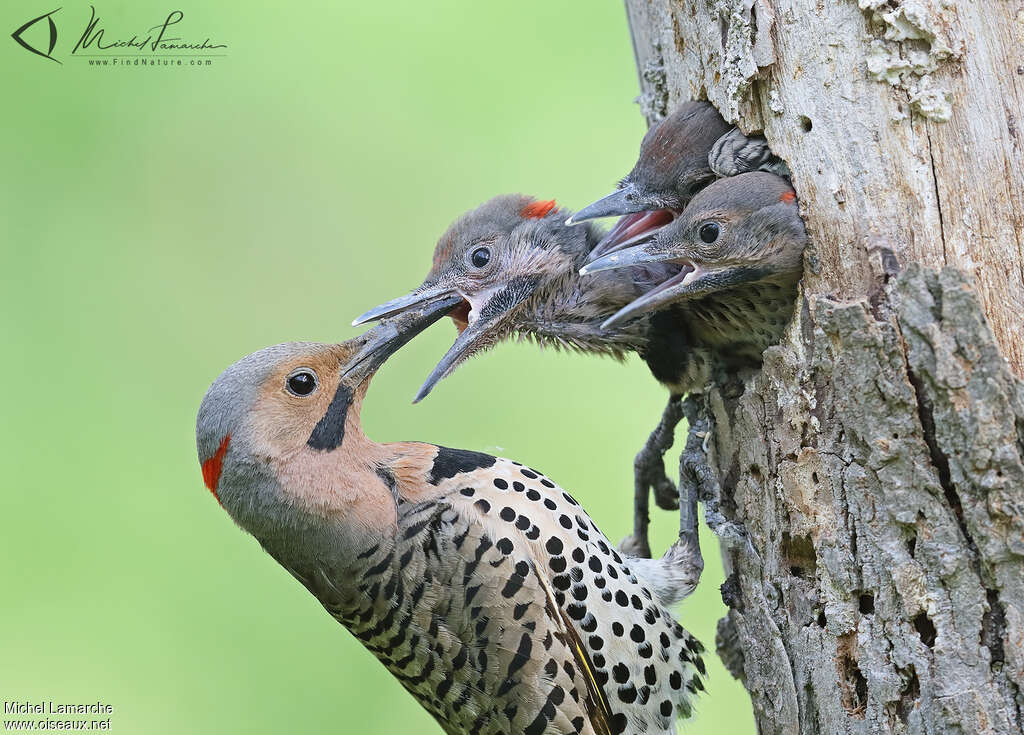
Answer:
705 266 1024 733
624 2 1024 732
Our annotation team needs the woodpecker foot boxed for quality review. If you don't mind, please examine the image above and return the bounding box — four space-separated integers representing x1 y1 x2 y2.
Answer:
629 396 686 559
709 128 791 179
635 396 685 514
669 400 704 597
677 397 718 549
675 398 760 564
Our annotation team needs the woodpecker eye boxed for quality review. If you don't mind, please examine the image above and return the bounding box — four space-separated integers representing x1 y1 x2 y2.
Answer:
698 222 720 244
286 369 318 396
470 246 491 268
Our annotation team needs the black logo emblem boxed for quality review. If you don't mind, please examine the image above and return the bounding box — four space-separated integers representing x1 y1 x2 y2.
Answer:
11 7 61 64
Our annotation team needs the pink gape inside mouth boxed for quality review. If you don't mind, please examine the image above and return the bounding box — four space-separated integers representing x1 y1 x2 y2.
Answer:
449 299 471 335
591 209 676 260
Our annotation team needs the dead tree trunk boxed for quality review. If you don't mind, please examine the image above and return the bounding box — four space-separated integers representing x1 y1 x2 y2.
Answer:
623 1 1024 732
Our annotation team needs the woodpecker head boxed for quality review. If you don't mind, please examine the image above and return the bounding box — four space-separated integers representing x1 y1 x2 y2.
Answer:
567 101 731 260
352 194 599 402
580 172 807 329
195 301 457 541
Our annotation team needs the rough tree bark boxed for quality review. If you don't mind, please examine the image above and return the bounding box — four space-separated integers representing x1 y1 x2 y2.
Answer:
623 1 1024 733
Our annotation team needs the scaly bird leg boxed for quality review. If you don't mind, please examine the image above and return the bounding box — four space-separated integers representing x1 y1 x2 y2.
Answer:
678 396 750 556
678 397 707 555
620 395 685 559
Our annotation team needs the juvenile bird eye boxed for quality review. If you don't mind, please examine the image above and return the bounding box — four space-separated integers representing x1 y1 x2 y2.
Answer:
470 246 491 268
286 369 318 396
699 222 720 244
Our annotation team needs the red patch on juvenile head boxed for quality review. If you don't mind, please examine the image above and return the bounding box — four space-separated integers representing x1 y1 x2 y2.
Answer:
520 199 557 219
779 190 797 204
201 434 231 503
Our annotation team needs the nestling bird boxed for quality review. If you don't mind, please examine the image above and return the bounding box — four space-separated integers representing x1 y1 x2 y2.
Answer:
196 307 707 735
567 101 784 262
351 195 701 556
566 101 731 263
581 171 807 374
566 107 798 550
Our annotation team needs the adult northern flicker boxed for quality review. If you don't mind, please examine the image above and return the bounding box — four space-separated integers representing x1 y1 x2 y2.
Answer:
351 196 702 556
196 308 707 735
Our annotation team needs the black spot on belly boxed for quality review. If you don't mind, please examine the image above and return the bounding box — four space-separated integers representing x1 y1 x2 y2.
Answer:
644 665 657 686
307 384 353 451
612 663 630 683
428 446 496 484
618 683 638 703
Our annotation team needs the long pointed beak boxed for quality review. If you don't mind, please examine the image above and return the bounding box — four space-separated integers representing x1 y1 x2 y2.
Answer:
413 277 538 403
565 185 648 225
341 293 464 385
600 263 774 330
579 242 679 276
352 285 458 327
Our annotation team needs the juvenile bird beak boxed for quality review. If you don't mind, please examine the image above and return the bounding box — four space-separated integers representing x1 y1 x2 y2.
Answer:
579 242 679 276
341 293 465 386
413 277 539 403
565 185 648 225
588 244 773 330
352 285 460 327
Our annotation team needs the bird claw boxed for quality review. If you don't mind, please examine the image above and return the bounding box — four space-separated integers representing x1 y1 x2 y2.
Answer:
675 396 723 574
652 475 680 511
708 128 791 179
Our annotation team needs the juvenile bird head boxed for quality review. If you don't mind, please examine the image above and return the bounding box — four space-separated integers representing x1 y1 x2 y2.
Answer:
352 194 601 402
567 102 731 260
580 172 807 329
196 301 457 541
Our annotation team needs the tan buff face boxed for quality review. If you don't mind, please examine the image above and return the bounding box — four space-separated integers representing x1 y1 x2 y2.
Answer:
230 340 399 529
246 342 358 456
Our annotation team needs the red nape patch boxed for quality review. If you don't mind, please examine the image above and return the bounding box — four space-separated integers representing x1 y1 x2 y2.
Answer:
201 434 231 503
780 190 797 204
520 199 557 219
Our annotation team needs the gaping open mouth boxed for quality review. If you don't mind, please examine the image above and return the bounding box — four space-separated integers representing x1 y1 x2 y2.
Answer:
589 208 677 262
646 261 697 298
599 260 704 330
450 298 471 334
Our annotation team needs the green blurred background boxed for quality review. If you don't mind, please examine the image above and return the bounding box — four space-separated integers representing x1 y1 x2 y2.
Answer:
1 2 752 732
